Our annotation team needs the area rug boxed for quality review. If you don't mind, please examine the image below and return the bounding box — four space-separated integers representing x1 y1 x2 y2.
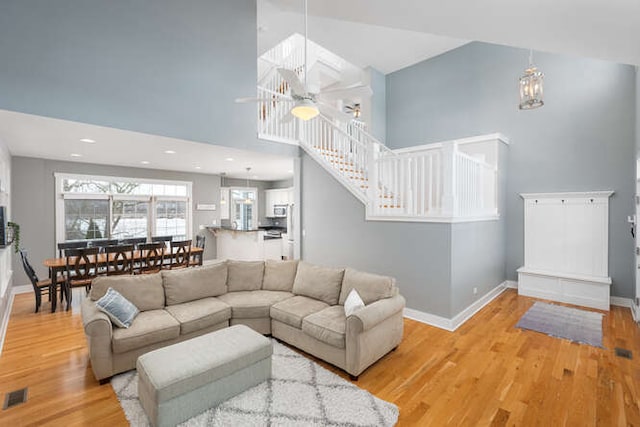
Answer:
112 340 399 426
515 301 604 348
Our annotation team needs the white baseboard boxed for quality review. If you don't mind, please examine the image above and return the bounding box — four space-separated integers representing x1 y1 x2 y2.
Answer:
632 303 639 323
505 280 518 289
610 296 633 308
403 281 509 332
12 284 31 295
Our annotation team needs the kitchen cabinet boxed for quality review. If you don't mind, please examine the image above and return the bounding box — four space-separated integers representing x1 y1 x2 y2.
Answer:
220 187 230 220
265 187 293 217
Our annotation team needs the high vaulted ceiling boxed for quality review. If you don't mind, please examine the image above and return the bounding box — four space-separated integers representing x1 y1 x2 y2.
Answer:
266 0 640 68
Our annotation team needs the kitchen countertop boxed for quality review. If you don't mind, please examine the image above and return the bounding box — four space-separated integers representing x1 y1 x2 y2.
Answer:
206 226 283 240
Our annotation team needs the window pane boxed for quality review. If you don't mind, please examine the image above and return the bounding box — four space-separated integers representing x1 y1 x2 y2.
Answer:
64 199 109 240
155 200 187 238
63 179 110 193
110 182 142 195
111 200 149 239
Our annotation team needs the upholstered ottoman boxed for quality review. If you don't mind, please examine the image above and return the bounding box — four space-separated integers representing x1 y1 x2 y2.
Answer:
136 324 272 427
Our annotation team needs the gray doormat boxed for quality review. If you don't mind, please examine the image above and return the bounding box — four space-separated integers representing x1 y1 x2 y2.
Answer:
515 301 604 348
112 340 399 426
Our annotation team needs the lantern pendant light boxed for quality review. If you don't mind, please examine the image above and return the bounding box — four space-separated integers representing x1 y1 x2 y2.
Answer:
519 49 544 110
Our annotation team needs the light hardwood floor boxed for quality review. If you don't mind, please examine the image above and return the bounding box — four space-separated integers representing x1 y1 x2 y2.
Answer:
0 288 638 426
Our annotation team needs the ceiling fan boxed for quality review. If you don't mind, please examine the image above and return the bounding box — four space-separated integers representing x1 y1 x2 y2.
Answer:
236 0 372 122
344 103 361 119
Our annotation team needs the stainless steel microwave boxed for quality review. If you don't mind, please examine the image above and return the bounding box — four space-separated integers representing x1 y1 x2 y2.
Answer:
273 205 287 217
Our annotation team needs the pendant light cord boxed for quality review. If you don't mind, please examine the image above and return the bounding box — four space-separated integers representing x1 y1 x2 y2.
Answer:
529 49 534 67
304 0 308 91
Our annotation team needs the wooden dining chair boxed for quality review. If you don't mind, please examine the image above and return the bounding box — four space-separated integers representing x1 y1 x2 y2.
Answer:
89 239 119 252
19 249 60 313
65 247 100 296
119 237 147 249
169 239 192 269
105 244 134 276
57 241 88 258
151 235 172 247
190 235 205 266
137 242 165 274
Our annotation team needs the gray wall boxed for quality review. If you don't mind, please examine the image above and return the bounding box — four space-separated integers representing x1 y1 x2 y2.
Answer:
300 154 453 317
450 143 508 315
0 0 295 158
387 42 637 298
367 67 387 143
11 156 221 285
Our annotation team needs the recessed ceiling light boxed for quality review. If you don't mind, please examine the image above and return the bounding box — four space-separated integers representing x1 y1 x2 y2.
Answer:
164 150 176 154
140 160 150 165
252 175 258 179
287 169 293 173
225 157 234 162
70 153 82 157
80 138 96 143
195 166 202 170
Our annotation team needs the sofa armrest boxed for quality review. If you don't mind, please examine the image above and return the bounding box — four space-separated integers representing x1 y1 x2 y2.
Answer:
81 298 114 381
82 298 113 338
348 295 405 332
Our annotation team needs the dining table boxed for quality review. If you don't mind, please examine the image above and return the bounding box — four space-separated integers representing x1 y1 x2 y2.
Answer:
42 246 204 312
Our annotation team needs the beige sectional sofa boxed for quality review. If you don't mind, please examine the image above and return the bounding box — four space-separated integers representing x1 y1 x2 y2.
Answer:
81 259 405 383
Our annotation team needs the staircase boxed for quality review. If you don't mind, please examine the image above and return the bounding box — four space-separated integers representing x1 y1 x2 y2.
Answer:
255 39 505 223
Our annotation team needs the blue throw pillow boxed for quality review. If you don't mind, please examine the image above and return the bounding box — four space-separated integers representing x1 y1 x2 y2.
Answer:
95 287 140 328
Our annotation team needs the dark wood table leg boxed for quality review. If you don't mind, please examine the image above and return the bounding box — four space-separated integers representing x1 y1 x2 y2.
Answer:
50 268 57 313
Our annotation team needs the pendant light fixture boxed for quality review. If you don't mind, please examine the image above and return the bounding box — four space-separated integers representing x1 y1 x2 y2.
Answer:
220 172 227 205
290 0 319 121
243 167 253 205
519 49 544 110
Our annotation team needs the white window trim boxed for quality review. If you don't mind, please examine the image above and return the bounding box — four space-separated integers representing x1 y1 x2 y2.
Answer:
54 173 193 250
228 186 259 230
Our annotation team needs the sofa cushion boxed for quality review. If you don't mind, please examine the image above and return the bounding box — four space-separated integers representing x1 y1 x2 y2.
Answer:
270 295 329 329
217 290 293 319
91 273 165 312
262 260 299 292
302 306 346 349
227 261 265 292
338 268 396 305
292 262 344 306
112 309 180 354
162 262 228 305
165 297 231 335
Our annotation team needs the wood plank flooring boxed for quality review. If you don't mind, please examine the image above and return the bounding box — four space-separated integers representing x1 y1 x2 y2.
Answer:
0 288 638 426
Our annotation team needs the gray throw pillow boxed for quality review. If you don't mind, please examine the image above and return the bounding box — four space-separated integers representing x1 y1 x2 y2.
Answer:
95 287 140 328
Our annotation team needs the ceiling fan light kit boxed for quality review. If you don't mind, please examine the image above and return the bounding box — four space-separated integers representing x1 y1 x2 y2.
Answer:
291 98 320 120
519 49 544 110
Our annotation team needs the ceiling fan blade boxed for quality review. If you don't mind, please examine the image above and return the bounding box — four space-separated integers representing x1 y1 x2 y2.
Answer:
277 68 306 96
235 97 278 103
319 84 373 100
318 101 352 122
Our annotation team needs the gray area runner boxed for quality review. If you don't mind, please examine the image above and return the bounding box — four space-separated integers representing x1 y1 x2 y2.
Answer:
516 301 604 348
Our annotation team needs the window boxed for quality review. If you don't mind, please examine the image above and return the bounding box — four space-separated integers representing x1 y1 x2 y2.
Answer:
55 174 192 244
230 188 258 230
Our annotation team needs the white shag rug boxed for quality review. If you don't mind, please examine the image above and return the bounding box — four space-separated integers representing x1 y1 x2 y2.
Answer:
112 340 399 426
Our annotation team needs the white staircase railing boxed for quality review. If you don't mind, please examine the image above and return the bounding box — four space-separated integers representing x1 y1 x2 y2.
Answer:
256 37 503 222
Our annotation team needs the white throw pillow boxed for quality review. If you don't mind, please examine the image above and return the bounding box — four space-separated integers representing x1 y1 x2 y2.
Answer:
344 288 365 317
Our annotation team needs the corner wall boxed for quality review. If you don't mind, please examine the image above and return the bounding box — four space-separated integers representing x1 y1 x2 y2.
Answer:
11 157 221 286
387 42 636 298
300 153 453 317
0 139 11 326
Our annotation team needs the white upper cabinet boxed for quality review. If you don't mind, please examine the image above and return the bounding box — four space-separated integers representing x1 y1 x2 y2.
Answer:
265 188 293 217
